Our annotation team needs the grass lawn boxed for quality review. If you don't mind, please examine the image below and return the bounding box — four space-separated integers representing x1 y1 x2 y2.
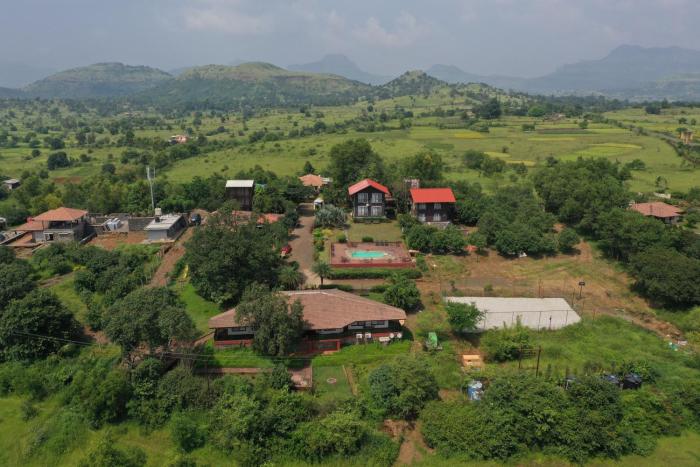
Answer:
198 341 275 368
312 365 353 403
346 220 403 242
173 282 221 335
49 274 88 323
312 341 411 367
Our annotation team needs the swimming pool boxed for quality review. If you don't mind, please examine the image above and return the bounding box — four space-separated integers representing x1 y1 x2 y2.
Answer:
350 250 388 259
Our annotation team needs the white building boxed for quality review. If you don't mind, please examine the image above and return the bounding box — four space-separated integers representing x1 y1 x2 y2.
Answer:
144 214 186 242
445 297 581 331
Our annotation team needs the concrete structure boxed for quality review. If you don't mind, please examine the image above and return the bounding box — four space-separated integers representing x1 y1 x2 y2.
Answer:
348 179 389 219
225 180 255 211
630 202 682 225
144 214 187 242
445 297 580 331
2 178 20 190
410 188 456 224
16 207 90 244
169 134 189 144
209 289 406 353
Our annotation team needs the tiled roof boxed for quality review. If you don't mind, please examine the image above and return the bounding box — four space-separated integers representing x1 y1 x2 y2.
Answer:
299 174 324 188
348 179 389 196
15 220 44 231
410 188 456 203
209 289 406 330
33 207 88 222
630 202 681 218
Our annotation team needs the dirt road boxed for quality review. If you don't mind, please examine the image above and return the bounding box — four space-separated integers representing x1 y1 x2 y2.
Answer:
288 203 321 286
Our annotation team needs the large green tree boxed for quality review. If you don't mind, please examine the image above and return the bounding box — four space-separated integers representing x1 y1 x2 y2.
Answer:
326 139 385 189
185 214 283 305
0 289 80 361
235 284 304 356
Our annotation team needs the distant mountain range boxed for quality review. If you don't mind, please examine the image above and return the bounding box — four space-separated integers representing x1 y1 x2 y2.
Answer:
428 45 700 100
0 61 56 88
288 54 392 85
5 45 700 102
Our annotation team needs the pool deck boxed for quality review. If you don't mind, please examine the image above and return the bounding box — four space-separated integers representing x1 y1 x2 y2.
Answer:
330 241 414 269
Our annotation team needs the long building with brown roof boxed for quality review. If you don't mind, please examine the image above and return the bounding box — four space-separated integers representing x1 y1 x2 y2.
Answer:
630 202 682 225
209 289 406 352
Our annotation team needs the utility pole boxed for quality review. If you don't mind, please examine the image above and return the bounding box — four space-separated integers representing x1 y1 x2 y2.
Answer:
146 166 155 214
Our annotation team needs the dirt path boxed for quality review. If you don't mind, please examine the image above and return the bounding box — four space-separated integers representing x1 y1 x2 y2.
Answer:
383 420 433 466
149 227 193 287
288 203 320 286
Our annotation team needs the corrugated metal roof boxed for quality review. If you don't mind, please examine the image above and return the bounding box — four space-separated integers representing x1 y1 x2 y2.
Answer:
445 297 580 331
226 180 255 188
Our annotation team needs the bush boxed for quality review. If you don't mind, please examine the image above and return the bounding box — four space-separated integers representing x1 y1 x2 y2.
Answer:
337 233 347 243
292 411 368 461
79 432 146 467
445 302 483 333
368 355 438 419
361 236 374 242
382 273 421 311
171 412 206 452
329 268 421 280
480 321 531 362
557 228 580 253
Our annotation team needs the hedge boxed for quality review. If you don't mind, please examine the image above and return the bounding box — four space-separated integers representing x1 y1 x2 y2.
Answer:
328 268 422 279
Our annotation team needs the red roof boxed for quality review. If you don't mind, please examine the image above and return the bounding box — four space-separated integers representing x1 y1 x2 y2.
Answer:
15 220 44 232
410 188 456 204
33 207 88 222
630 202 681 219
348 179 390 196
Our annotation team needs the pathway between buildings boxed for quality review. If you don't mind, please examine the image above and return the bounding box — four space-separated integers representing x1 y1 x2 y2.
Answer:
288 203 320 286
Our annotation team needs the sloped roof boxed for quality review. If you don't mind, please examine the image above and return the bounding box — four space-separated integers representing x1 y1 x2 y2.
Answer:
299 174 324 188
33 207 88 222
348 179 389 196
410 188 456 203
630 202 681 218
209 289 406 330
15 220 44 231
226 180 255 188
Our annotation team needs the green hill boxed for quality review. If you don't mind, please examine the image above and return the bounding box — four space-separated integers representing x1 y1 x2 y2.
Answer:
0 86 23 98
378 70 448 97
141 62 373 108
24 62 173 98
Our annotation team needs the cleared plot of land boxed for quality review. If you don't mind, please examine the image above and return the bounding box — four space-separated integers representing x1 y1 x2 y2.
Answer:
345 220 403 242
312 365 353 403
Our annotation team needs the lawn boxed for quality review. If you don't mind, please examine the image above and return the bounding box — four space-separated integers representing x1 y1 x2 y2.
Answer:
173 282 221 335
312 365 354 403
312 340 411 367
49 274 88 323
346 220 403 242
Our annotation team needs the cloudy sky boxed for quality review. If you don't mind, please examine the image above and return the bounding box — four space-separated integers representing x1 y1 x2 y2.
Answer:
1 0 698 77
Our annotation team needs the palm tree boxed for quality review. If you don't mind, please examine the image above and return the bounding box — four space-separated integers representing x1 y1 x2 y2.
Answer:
312 261 331 286
279 265 304 290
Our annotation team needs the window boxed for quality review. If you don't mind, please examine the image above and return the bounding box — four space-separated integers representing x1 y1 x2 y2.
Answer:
433 212 442 222
418 203 426 211
371 320 388 328
434 203 441 210
317 328 343 335
358 192 368 203
371 205 383 217
44 233 54 242
371 192 383 203
418 213 426 222
357 205 369 217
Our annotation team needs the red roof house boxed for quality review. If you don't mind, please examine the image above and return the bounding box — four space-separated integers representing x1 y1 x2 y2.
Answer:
17 207 90 244
630 202 682 224
348 179 390 219
410 188 456 223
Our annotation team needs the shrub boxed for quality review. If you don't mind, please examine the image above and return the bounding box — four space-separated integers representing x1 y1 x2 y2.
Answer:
557 228 580 253
292 411 368 461
382 273 421 311
361 236 374 242
79 432 146 467
368 355 438 419
480 321 531 362
337 233 347 243
445 302 483 333
171 412 206 452
329 268 421 280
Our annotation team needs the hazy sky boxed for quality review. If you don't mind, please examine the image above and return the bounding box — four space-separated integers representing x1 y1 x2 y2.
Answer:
2 0 699 77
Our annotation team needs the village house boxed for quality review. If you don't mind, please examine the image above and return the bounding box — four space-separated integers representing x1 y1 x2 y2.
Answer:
144 214 187 242
410 187 456 224
169 134 189 144
208 289 406 353
2 178 21 190
16 207 91 244
225 180 255 211
348 178 390 219
630 201 682 225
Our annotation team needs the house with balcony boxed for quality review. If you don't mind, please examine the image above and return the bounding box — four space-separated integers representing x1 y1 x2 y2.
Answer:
208 289 406 353
410 188 456 224
348 178 390 219
16 207 90 244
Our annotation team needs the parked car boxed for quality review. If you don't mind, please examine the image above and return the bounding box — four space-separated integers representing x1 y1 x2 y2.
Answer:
281 244 292 257
189 213 202 226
